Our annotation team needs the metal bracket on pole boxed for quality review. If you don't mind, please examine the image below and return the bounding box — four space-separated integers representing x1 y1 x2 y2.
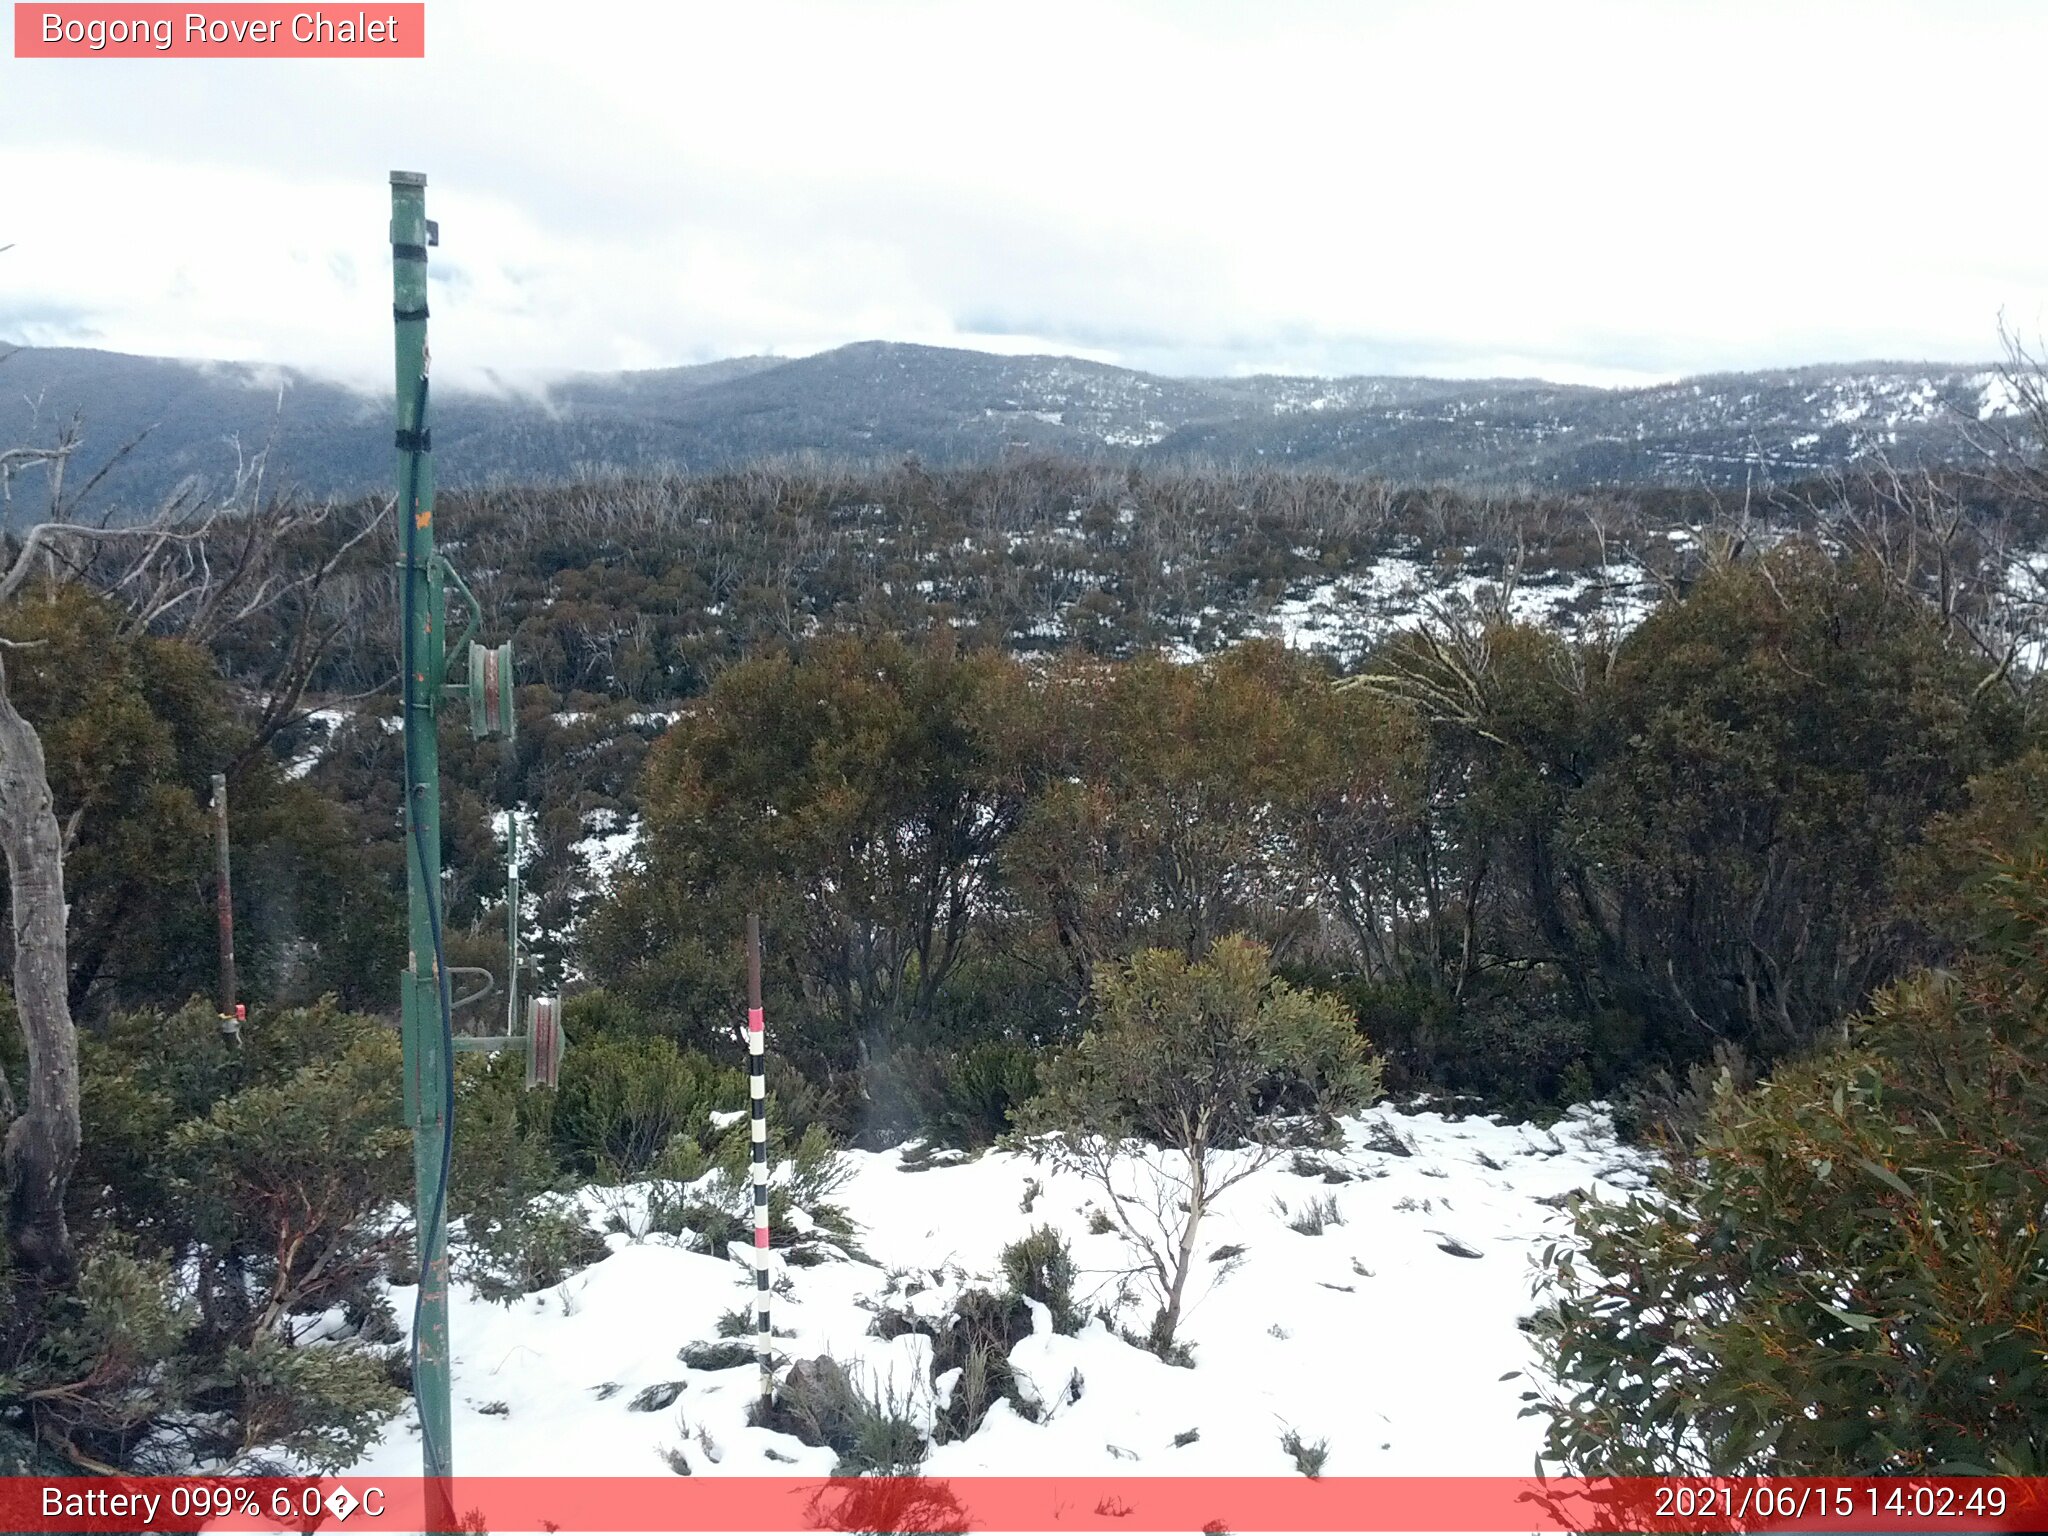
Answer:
446 967 496 1014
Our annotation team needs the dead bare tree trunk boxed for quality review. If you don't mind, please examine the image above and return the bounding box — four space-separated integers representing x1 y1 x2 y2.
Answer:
0 651 79 1281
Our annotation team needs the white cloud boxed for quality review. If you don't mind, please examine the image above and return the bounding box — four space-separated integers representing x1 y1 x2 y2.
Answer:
2 0 2042 388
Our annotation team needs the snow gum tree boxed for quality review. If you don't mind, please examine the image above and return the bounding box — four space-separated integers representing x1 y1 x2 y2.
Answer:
1016 934 1380 1354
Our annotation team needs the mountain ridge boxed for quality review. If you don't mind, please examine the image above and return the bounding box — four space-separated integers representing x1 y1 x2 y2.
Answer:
0 338 2016 516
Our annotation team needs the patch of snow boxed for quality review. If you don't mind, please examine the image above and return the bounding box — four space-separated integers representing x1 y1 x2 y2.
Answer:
575 810 643 893
1976 371 2033 420
1099 422 1169 448
341 1103 1650 1486
284 707 355 779
1235 554 1663 666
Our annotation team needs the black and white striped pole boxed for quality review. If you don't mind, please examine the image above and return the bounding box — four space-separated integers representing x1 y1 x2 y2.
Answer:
747 912 772 1411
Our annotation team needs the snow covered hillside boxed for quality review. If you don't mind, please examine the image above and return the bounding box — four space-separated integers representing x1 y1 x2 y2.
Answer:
345 1104 1652 1489
5 341 2012 509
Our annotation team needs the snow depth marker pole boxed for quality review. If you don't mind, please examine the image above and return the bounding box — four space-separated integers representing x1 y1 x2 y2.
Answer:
748 911 772 1411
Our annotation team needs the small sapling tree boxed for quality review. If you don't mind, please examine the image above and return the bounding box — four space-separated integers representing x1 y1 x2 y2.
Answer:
1015 934 1380 1355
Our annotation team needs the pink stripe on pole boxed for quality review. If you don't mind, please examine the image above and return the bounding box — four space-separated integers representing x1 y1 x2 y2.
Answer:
754 1228 770 1248
748 1007 764 1032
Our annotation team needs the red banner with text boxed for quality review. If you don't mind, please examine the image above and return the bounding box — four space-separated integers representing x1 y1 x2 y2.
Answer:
14 4 423 57
1 1476 2044 1533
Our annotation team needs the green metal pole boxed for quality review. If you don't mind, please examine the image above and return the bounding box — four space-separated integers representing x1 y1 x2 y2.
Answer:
390 169 455 1522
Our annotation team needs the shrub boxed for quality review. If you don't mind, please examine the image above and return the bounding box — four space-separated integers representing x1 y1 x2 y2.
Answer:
929 1290 1035 1442
561 987 657 1041
867 1287 1036 1444
918 1039 1045 1149
166 1028 412 1331
758 1055 860 1144
1288 1152 1353 1183
457 1203 610 1303
1531 838 2048 1474
628 1381 686 1413
3 1243 193 1464
754 1355 927 1475
715 1122 854 1224
1280 1429 1329 1478
1345 975 1592 1112
802 1475 968 1535
551 1034 744 1178
680 1340 757 1371
217 1333 406 1474
1017 936 1380 1353
449 1052 586 1299
654 1193 743 1254
1279 1195 1344 1235
1000 1226 1080 1335
654 1123 859 1255
1336 977 1456 1096
1610 1039 1757 1151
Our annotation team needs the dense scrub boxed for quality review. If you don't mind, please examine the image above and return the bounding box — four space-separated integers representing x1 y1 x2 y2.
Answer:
256 455 2047 998
1532 817 2048 1474
591 545 2025 1131
1 1000 410 1471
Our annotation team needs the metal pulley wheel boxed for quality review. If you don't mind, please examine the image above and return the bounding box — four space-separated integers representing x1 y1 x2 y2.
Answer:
525 994 564 1089
468 640 515 740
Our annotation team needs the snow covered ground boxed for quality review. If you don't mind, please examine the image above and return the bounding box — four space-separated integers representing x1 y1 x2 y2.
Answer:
284 707 356 780
1253 556 1660 665
345 1104 1651 1495
575 807 644 893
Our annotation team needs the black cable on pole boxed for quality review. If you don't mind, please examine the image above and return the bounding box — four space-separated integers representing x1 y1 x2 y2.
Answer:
399 369 457 1480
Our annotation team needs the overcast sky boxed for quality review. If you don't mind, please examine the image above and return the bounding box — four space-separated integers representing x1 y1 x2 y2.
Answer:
3 0 2044 391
